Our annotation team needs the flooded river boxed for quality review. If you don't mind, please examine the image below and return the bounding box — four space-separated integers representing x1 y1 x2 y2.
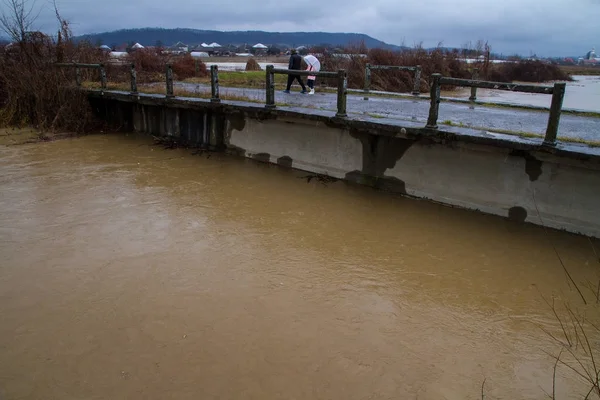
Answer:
453 75 600 113
1 133 600 399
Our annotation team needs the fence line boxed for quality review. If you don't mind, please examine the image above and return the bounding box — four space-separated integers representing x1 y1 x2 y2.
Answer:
54 63 568 146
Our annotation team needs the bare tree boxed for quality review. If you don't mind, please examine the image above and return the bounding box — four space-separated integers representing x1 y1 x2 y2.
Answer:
0 0 41 42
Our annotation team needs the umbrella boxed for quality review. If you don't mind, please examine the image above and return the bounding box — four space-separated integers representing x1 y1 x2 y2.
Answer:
303 55 321 72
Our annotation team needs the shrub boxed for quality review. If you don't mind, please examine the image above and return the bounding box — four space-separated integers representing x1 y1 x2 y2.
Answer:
0 23 102 132
488 60 572 83
173 54 206 79
317 46 571 93
320 46 473 92
126 48 165 83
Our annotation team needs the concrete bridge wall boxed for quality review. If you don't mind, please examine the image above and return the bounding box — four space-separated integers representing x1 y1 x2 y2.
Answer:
90 91 600 238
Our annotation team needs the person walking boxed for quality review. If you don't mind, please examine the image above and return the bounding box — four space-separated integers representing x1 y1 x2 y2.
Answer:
283 49 307 94
303 54 321 95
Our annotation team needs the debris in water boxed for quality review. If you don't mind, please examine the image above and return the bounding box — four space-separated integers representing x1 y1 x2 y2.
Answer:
298 173 338 186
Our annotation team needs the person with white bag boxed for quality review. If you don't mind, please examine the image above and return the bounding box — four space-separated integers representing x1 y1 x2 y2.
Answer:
303 54 321 95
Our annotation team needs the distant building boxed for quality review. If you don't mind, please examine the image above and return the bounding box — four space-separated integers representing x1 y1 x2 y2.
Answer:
252 43 268 55
109 51 128 60
99 44 111 52
586 48 597 59
198 42 222 55
171 41 188 53
190 51 209 58
579 48 600 65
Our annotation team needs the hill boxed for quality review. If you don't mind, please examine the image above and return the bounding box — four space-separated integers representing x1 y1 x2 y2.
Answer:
75 28 402 50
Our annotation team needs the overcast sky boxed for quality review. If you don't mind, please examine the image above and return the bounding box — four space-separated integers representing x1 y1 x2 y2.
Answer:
18 0 600 56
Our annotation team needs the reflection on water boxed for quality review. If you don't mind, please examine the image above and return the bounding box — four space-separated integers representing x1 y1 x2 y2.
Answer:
1 133 599 399
454 75 600 113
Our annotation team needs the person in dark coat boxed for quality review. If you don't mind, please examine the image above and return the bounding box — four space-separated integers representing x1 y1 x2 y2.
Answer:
284 49 307 93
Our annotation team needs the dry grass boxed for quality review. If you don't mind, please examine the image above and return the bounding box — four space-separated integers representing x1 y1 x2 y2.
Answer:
488 60 572 82
539 298 600 399
245 58 262 71
0 21 103 132
560 66 600 76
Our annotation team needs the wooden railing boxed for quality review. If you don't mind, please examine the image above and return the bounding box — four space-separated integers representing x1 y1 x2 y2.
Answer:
55 62 106 89
363 64 422 99
426 74 566 146
55 63 569 146
265 66 348 117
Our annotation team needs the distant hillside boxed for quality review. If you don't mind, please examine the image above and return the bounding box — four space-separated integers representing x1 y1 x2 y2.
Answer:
75 28 402 50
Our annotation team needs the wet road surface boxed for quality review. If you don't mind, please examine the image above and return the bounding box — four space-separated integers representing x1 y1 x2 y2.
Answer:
175 82 600 143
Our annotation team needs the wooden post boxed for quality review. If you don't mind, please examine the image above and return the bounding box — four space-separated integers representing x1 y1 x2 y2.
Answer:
166 64 174 97
336 69 348 118
99 63 107 91
75 66 81 87
412 65 421 95
469 68 479 101
210 65 220 103
426 73 442 129
130 63 137 93
543 82 566 147
265 65 275 109
363 63 371 100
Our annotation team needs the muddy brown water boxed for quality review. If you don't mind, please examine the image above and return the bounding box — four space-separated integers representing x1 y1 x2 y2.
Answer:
1 133 599 399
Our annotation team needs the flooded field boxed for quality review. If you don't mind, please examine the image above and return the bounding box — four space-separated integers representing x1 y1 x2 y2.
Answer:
453 75 600 113
204 61 288 71
1 133 600 399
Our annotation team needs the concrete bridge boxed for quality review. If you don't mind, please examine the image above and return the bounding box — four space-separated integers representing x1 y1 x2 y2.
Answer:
55 61 600 237
173 81 600 143
87 86 600 238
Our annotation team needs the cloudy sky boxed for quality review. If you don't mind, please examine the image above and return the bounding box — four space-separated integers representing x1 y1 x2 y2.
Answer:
22 0 600 56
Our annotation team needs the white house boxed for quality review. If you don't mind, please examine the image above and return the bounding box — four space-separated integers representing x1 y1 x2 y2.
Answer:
109 51 128 58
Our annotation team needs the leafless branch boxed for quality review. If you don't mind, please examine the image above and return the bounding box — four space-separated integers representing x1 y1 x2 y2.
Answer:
542 294 573 347
0 0 40 42
552 349 563 400
587 237 600 304
481 378 486 400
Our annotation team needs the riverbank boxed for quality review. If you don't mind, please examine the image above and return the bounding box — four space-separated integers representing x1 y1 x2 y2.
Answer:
0 126 94 146
0 127 74 145
561 65 600 76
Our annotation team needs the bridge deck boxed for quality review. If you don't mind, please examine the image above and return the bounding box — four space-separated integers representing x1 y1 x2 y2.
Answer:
172 82 600 143
90 89 600 160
